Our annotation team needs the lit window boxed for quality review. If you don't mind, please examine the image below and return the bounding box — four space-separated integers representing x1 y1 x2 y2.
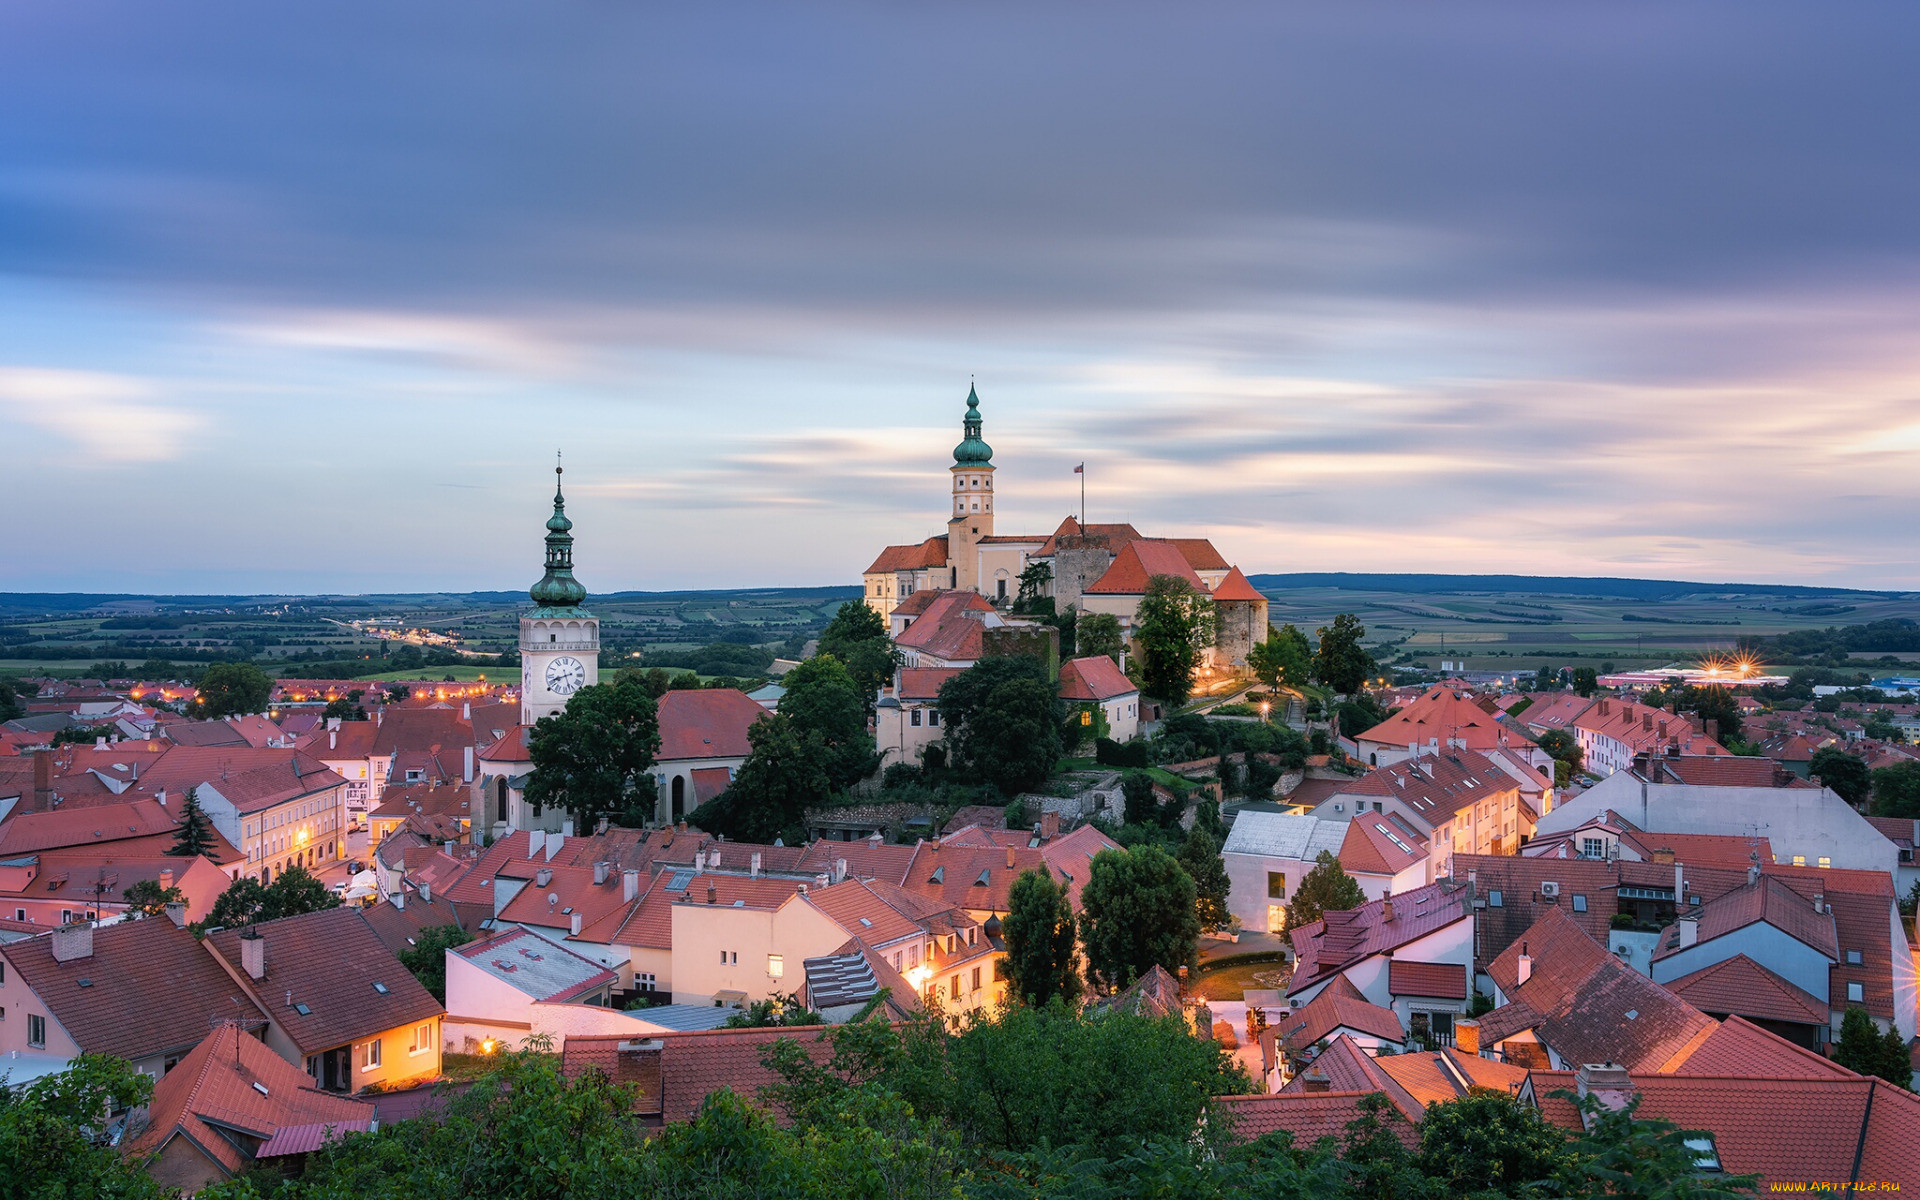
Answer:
1848 982 1865 1003
1817 857 1831 869
768 954 784 979
1792 855 1805 867
364 1039 382 1069
1267 872 1287 900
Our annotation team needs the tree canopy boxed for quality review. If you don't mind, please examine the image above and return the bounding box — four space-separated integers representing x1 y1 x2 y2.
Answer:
121 878 186 919
525 675 662 829
1809 746 1871 806
692 712 833 844
399 924 474 1003
1832 1006 1913 1088
1131 575 1214 707
1312 614 1374 695
1075 612 1124 664
1177 828 1231 932
1077 845 1200 990
196 865 340 933
1001 868 1081 1008
166 787 219 859
937 655 1062 796
1872 760 1920 818
1283 850 1366 934
779 654 879 790
815 600 900 707
192 661 274 718
1247 623 1313 693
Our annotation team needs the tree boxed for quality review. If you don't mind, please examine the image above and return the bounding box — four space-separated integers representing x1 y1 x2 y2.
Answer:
1284 850 1366 934
815 600 900 706
1571 667 1598 697
693 712 833 844
1078 845 1200 990
1560 1090 1761 1199
1670 684 1745 744
166 787 219 859
399 924 473 1003
937 656 1062 795
1121 771 1159 826
1832 1006 1913 1088
0 680 21 723
1809 746 1871 806
322 696 366 722
1872 760 1920 818
0 1055 166 1200
198 865 340 932
192 661 274 718
1001 868 1081 1007
1076 612 1125 665
724 990 824 1028
1132 576 1214 707
1247 623 1313 693
525 675 661 830
779 654 879 790
1312 613 1374 695
1012 561 1054 615
122 878 186 919
1537 730 1584 787
1417 1088 1578 1196
1177 829 1232 932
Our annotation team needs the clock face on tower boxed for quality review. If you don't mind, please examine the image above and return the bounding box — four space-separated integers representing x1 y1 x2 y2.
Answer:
544 656 587 696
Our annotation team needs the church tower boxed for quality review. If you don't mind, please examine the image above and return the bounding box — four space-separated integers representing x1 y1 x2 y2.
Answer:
947 384 995 594
519 461 599 725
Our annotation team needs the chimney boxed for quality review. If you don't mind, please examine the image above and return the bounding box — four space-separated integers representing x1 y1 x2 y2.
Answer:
1703 718 1719 742
1641 714 1651 732
329 729 337 751
1517 942 1533 986
393 889 405 909
463 746 473 784
1674 862 1684 904
327 716 341 731
51 922 94 963
546 833 563 862
1574 1063 1636 1127
593 861 610 885
1812 892 1825 914
32 750 51 812
561 818 575 838
1678 912 1699 948
462 701 471 720
528 829 546 859
535 867 552 888
1650 847 1674 866
94 735 107 750
376 710 383 727
1040 812 1060 841
623 868 640 902
1381 896 1395 922
750 852 762 878
1454 1018 1480 1056
706 881 718 905
1301 1067 1331 1093
419 881 431 903
1656 719 1667 739
240 931 266 980
833 858 848 884
570 911 582 936
1598 699 1610 716
164 901 187 928
1006 846 1016 869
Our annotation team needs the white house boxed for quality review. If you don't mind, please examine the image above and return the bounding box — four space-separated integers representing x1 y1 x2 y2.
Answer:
1284 880 1476 1043
1222 812 1350 935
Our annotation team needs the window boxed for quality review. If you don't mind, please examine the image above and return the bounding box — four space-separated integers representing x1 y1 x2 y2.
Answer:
637 972 657 989
12 909 21 922
412 1022 433 1054
1792 855 1805 867
1081 710 1092 726
1684 1136 1722 1172
59 910 71 925
950 973 961 997
928 711 940 727
768 954 784 979
364 1039 382 1069
1488 890 1504 908
1817 856 1831 869
1571 894 1588 913
1847 949 1864 966
1266 872 1287 900
971 966 981 991
911 710 922 727
28 1014 46 1047
1848 981 1865 1003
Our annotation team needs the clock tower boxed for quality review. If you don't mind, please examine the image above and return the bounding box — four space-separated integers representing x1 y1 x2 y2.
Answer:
520 461 599 725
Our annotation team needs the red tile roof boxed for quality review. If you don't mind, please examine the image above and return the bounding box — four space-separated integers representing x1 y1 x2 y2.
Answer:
1213 1091 1419 1151
864 537 949 575
1386 960 1467 1000
1665 953 1831 1027
902 840 1056 914
122 1022 373 1174
1280 975 1406 1051
1667 1014 1856 1078
1516 693 1594 734
1287 880 1472 995
1208 566 1265 602
1166 538 1231 572
1617 828 1774 869
1353 687 1533 754
800 878 925 946
1653 877 1839 963
895 667 962 702
893 592 997 663
794 839 915 886
1035 517 1141 557
608 1024 836 1123
1057 655 1136 702
0 798 183 855
656 689 768 761
1083 539 1204 595
1339 815 1427 877
1573 698 1728 757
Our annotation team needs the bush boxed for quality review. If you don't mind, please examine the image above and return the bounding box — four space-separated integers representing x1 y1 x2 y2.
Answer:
1095 736 1151 768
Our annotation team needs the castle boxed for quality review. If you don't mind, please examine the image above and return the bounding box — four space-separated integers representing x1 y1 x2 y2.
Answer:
861 386 1269 668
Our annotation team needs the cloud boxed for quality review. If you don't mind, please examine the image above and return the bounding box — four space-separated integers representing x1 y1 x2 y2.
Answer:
0 367 203 462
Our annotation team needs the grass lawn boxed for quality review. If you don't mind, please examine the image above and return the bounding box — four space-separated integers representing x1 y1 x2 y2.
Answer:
1190 957 1291 1002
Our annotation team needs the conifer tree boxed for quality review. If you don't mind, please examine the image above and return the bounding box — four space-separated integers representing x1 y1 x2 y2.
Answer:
166 787 217 859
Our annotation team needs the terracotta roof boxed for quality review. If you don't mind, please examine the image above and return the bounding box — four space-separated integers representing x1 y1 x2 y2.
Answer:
1455 853 1659 971
1039 824 1123 910
1083 539 1204 595
1339 815 1427 877
454 926 617 1002
625 874 805 949
1374 1046 1529 1113
1668 1014 1856 1078
1208 566 1265 602
1638 755 1793 788
1667 954 1831 1028
893 592 997 664
801 878 925 946
475 725 532 764
646 1025 836 1123
1280 975 1406 1051
0 798 183 855
1653 877 1839 963
1616 828 1773 868
1287 880 1472 995
1057 655 1137 702
864 537 949 575
1516 693 1595 734
1864 815 1917 849
656 689 768 762
1035 517 1141 557
360 892 486 956
895 667 962 702
889 590 944 619
1213 1091 1419 1151
793 839 915 886
1 918 267 1062
902 839 1058 914
1573 698 1728 757
1354 688 1534 754
1386 960 1467 1000
122 1022 373 1175
496 862 632 934
1274 1032 1398 1101
205 907 443 1057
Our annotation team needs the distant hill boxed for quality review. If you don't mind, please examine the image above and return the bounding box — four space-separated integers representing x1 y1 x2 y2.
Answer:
1245 573 1896 601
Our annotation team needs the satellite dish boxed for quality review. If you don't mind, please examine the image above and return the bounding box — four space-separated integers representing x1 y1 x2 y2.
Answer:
547 892 560 906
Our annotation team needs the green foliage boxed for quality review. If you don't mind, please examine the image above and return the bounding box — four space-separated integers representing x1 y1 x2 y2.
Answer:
1177 829 1231 932
1094 735 1151 768
399 923 474 1003
1002 869 1081 1008
1012 561 1055 616
1063 700 1110 752
525 674 662 829
1312 614 1374 696
1571 667 1598 697
322 696 366 721
1872 760 1920 818
51 725 116 746
121 878 186 919
937 656 1062 795
1832 1006 1913 1089
192 661 275 718
166 786 219 859
1247 623 1313 693
1665 684 1745 744
1558 1089 1761 1199
196 864 341 933
1120 771 1172 827
0 680 22 723
1333 693 1389 739
694 712 833 844
643 640 778 678
781 654 882 790
1417 1089 1578 1196
0 1055 165 1200
724 990 825 1028
1537 729 1583 774
1075 612 1125 664
816 600 901 706
1133 576 1214 707
1284 850 1366 934
1078 845 1200 990
1809 746 1871 805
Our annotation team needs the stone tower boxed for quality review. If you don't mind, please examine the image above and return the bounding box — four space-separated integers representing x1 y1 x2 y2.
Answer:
519 461 599 725
947 384 995 595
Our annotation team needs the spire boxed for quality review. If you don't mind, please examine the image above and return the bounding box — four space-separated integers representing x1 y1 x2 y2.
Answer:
952 382 994 466
529 456 588 609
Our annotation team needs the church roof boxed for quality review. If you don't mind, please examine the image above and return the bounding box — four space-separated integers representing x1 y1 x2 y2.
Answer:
951 384 993 466
1083 539 1204 595
529 463 589 609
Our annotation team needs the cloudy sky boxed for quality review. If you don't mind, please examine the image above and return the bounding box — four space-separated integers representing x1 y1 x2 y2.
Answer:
4 4 1919 593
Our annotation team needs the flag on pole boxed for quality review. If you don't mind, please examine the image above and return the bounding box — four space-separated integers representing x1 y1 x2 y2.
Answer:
1073 463 1084 473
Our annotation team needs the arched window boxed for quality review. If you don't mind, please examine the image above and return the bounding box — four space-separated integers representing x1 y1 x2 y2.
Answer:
672 775 687 821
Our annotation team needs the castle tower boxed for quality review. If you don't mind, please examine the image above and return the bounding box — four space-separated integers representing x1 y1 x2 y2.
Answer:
519 461 599 725
947 383 995 594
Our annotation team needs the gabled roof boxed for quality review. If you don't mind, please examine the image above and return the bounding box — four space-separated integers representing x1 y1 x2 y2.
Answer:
205 907 443 1057
1515 692 1594 734
1287 880 1472 996
1339 815 1427 877
656 689 768 762
1279 975 1405 1051
1 918 267 1062
801 878 925 946
893 592 997 664
1667 1014 1856 1079
1035 518 1141 557
1652 877 1839 963
794 838 915 886
1083 539 1205 595
864 536 949 575
1664 956 1832 1029
121 1023 373 1175
1386 960 1466 1000
0 798 182 855
895 667 962 702
454 927 617 1002
1213 1090 1419 1151
902 839 1057 913
1572 698 1728 757
1057 655 1137 703
1353 688 1529 754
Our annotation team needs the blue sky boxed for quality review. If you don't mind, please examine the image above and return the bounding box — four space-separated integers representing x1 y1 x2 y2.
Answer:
4 4 1920 592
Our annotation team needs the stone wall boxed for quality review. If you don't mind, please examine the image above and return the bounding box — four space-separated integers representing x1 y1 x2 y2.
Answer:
1213 599 1265 668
